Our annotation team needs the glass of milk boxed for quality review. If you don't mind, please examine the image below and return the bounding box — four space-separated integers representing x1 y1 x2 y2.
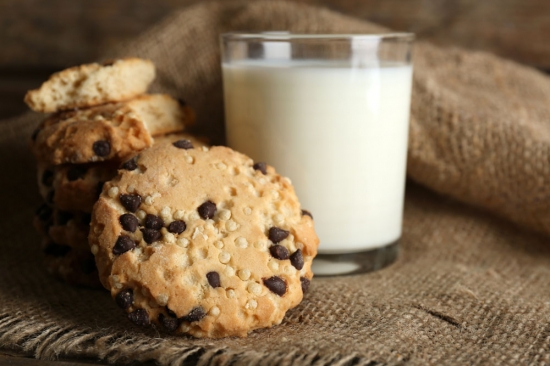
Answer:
221 33 414 275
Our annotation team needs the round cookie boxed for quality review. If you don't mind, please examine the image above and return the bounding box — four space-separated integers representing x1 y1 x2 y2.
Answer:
25 58 155 113
37 162 118 213
89 142 318 338
33 205 91 250
41 238 102 289
31 94 195 165
36 134 207 213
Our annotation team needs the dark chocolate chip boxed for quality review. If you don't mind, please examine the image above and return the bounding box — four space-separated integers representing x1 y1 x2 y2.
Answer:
66 166 88 181
128 309 150 326
112 235 136 255
44 243 71 257
46 190 55 204
36 204 53 222
180 307 206 322
41 170 54 187
290 249 304 270
80 257 97 274
300 277 311 293
177 98 187 106
301 210 313 219
166 308 177 318
253 162 267 175
121 157 138 171
119 194 142 212
168 220 186 234
268 227 289 243
269 245 289 260
144 214 164 230
197 200 216 219
141 228 162 244
206 272 221 288
56 210 74 225
92 140 111 157
172 139 194 149
82 213 92 226
115 289 133 309
159 313 180 332
119 213 138 232
263 276 287 296
31 128 40 141
97 181 105 197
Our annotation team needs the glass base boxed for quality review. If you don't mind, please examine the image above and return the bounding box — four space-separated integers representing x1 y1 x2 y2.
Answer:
312 240 399 276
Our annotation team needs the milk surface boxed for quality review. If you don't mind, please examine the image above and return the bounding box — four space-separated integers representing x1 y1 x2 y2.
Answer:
223 61 412 253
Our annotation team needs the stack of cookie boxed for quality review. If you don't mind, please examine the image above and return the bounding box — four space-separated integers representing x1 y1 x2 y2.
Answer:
27 58 196 287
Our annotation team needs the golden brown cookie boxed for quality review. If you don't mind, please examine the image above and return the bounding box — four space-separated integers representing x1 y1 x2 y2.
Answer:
33 205 91 250
25 58 155 113
89 142 318 338
31 94 195 165
36 134 207 213
41 238 102 289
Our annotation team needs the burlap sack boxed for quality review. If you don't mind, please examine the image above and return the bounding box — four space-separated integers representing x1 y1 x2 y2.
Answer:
1 1 549 365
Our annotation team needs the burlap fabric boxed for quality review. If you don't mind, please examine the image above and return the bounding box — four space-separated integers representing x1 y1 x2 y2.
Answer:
1 1 550 364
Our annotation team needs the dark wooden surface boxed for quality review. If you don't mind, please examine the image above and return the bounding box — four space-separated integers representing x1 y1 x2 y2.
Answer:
1 0 550 120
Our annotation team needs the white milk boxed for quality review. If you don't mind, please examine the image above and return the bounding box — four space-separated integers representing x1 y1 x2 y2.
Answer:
222 61 412 253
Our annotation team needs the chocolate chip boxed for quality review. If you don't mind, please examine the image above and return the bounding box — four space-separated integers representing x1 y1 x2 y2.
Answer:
172 139 193 149
300 277 311 293
159 313 179 332
197 200 216 219
80 257 97 274
66 166 88 181
269 245 289 260
168 220 186 234
46 190 55 204
97 181 105 197
31 128 40 141
102 59 115 66
167 308 177 318
206 272 221 288
128 309 149 326
92 140 111 157
41 170 54 187
290 249 304 270
253 162 267 175
141 228 162 244
119 213 138 232
121 157 138 171
180 307 206 322
119 194 142 212
82 213 92 226
36 204 53 222
263 276 287 296
115 289 133 309
112 235 136 255
56 210 74 225
268 227 289 243
301 210 313 219
44 243 71 257
177 98 187 106
145 214 164 230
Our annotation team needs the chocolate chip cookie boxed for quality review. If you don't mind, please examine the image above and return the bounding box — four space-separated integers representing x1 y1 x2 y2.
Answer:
41 238 102 288
25 58 155 113
31 94 195 165
89 141 318 338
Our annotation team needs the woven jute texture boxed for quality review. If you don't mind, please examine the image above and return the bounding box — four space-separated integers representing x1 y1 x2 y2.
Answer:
1 1 550 365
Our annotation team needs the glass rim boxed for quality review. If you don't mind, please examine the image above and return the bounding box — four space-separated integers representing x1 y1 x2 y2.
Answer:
221 32 415 42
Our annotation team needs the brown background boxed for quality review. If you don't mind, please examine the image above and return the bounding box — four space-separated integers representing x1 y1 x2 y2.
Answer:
1 0 550 119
